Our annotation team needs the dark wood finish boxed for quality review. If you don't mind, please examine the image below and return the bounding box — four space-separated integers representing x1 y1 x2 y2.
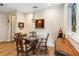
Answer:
14 33 32 56
22 33 27 37
29 31 36 37
38 33 49 55
54 38 79 56
57 28 63 38
14 33 24 55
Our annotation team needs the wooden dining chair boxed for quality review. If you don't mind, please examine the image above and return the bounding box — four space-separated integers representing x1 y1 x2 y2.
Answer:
14 33 32 56
38 33 49 55
29 31 36 37
22 33 27 37
14 33 24 55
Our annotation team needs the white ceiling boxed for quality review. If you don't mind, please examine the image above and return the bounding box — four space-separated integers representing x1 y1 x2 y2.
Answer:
0 3 63 13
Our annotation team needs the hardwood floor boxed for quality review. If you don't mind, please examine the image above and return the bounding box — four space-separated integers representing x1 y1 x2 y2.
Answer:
47 46 55 56
0 41 54 56
55 38 79 56
0 41 16 56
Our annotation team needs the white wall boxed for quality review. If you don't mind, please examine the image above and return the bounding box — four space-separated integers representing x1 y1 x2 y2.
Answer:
15 11 26 34
24 5 64 46
0 11 8 42
64 4 72 34
76 4 79 34
64 4 67 34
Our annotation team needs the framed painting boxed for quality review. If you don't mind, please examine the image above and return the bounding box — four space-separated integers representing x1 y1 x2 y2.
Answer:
18 22 24 30
35 19 44 28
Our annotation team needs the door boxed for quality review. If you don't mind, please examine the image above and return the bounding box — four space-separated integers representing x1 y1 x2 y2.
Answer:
8 15 16 41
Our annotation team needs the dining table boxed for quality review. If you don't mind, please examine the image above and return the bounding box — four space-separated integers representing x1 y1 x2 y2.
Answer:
23 33 46 55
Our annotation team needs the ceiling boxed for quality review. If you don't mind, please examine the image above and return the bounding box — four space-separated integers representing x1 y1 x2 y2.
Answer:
0 3 63 13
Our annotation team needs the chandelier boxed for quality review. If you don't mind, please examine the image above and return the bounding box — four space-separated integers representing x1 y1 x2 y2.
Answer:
31 6 38 23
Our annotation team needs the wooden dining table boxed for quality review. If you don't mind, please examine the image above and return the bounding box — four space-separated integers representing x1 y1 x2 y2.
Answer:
55 38 79 56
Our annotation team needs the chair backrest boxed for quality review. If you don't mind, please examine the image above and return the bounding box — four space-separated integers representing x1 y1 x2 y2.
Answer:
46 33 49 43
22 33 27 37
14 33 33 55
29 31 36 37
14 33 24 55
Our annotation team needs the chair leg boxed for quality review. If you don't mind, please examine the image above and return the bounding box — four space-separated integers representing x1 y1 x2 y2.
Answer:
36 46 39 55
17 53 19 56
25 51 28 56
17 51 19 56
37 46 40 55
45 47 48 55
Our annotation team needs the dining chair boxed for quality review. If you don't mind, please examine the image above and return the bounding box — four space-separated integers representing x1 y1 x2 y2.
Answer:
22 33 27 37
38 33 49 55
31 40 38 55
29 31 36 37
14 33 32 56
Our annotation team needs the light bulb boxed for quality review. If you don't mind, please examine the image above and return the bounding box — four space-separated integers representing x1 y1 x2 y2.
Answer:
48 3 51 6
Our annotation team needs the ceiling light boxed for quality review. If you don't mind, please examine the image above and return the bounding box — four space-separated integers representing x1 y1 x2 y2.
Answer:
33 6 37 8
48 3 51 6
31 6 38 23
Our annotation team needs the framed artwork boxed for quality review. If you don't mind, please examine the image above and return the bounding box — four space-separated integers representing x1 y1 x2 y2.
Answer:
35 19 44 28
18 22 24 30
71 3 76 32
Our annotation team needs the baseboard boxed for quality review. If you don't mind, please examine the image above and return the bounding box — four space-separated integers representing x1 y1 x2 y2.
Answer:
0 39 15 42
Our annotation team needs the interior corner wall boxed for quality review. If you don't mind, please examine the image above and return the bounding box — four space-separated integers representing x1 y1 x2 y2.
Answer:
0 11 8 42
64 4 68 34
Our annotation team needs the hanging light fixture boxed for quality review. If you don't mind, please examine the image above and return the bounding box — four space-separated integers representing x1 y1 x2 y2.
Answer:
31 6 38 23
0 3 4 6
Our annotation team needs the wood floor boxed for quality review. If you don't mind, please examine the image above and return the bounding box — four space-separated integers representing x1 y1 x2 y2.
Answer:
0 41 17 56
0 41 54 56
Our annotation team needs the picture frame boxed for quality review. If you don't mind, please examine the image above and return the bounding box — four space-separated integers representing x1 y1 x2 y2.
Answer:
18 22 24 30
35 19 44 28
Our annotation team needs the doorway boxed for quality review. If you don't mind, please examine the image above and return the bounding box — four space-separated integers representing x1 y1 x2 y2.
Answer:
8 15 16 41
